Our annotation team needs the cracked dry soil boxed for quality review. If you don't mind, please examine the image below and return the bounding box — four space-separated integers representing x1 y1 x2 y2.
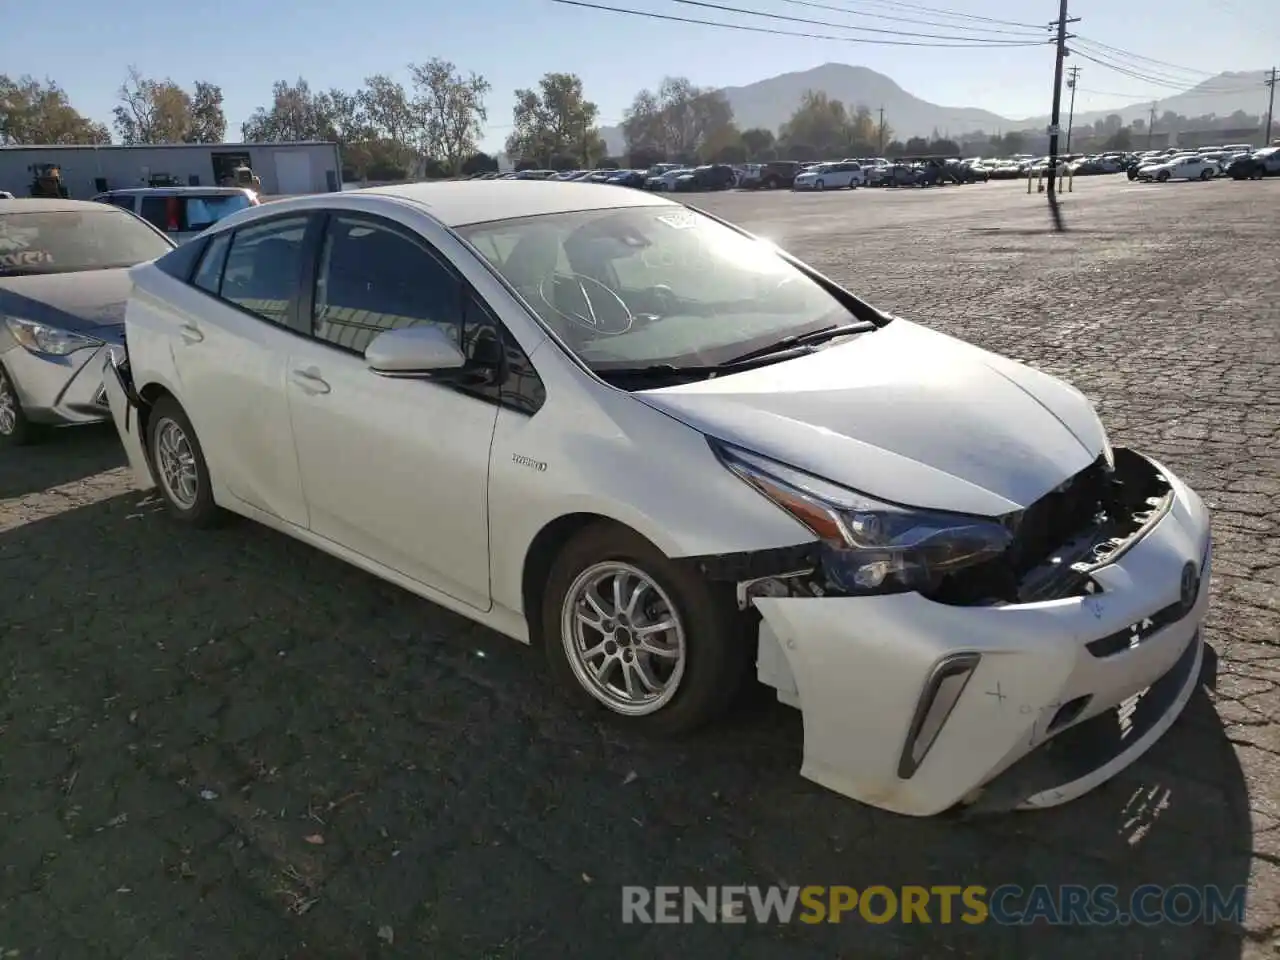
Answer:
1 177 1277 959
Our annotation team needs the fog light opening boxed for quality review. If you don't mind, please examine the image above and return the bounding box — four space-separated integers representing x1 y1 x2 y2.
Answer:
898 652 981 780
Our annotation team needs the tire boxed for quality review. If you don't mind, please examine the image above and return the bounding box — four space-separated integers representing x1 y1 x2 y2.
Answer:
147 396 223 527
541 521 749 736
0 362 45 447
1200 169 1212 181
1157 171 1170 182
815 179 825 191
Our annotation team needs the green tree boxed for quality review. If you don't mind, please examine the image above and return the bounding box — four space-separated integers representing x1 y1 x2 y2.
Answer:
621 77 734 159
0 75 109 144
506 72 604 168
740 126 775 159
461 151 499 175
409 58 490 174
186 82 227 143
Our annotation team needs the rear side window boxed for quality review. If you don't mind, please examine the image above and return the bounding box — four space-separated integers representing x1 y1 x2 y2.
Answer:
140 196 178 232
184 194 255 231
192 232 232 294
220 216 308 326
154 236 207 281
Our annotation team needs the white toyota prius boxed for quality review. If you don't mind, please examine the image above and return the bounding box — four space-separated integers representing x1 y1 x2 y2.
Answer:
103 181 1211 817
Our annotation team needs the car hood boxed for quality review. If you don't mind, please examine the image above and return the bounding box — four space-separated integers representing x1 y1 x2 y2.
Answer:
633 319 1108 518
0 267 131 335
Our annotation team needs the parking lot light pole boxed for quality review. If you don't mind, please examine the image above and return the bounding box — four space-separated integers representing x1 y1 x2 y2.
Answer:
1065 66 1080 154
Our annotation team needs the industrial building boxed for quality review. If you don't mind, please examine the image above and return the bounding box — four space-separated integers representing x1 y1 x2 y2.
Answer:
0 141 343 199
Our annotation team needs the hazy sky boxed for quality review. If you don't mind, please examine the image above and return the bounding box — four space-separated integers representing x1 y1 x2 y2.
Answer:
3 0 1275 150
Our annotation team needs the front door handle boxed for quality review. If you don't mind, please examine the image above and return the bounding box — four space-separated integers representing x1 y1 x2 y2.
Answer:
290 368 331 395
178 323 204 344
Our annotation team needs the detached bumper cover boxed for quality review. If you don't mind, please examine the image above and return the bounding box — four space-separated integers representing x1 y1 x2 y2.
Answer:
753 455 1211 817
102 352 156 491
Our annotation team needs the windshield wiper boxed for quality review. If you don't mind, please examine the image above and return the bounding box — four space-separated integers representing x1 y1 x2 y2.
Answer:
724 321 876 365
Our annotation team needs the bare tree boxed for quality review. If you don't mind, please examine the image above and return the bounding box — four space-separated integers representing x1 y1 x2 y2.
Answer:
112 67 192 144
621 76 734 160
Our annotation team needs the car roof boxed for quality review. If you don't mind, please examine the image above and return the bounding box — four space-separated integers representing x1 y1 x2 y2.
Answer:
356 180 675 226
0 198 121 214
104 186 252 195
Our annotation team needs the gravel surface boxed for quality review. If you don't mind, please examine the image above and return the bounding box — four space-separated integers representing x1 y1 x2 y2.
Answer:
1 175 1277 959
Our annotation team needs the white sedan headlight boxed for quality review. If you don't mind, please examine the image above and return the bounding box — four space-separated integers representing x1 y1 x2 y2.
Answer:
4 316 103 356
713 442 1015 596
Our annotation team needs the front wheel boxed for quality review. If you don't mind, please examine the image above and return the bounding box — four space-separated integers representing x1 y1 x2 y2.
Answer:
542 522 748 735
0 363 40 447
147 397 224 527
1157 171 1170 182
1200 169 1213 181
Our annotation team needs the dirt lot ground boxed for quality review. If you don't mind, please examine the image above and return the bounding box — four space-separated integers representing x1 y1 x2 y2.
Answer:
1 176 1277 959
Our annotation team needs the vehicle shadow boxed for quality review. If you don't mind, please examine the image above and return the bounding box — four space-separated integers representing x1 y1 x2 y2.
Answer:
0 493 1254 959
0 422 124 499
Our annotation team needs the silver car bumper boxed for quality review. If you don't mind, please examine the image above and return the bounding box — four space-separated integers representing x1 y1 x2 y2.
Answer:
0 337 124 426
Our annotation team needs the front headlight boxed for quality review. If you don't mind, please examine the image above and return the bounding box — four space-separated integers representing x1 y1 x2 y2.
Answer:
713 442 1014 596
4 316 103 357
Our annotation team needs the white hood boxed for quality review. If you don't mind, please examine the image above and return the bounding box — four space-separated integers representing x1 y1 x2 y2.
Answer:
635 319 1108 517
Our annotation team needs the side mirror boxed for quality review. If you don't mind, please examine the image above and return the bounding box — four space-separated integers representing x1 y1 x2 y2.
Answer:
365 325 466 378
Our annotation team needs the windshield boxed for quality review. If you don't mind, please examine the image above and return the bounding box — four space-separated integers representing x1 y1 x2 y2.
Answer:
458 206 852 370
0 208 173 275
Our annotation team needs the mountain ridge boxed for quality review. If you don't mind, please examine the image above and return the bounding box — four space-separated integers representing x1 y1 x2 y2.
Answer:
598 63 1271 155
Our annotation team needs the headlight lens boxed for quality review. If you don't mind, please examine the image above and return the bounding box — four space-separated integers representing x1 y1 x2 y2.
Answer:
4 316 102 356
714 442 1014 596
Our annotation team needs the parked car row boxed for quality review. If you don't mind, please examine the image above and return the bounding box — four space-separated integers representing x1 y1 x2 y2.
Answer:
1125 144 1280 182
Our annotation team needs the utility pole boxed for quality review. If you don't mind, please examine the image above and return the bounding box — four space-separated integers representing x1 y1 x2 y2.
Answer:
1265 67 1277 146
1065 66 1080 154
878 106 886 153
1147 102 1156 150
1045 0 1080 231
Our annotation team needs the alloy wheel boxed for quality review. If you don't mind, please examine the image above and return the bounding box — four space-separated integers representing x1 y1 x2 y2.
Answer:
154 417 200 509
0 370 17 436
560 561 687 716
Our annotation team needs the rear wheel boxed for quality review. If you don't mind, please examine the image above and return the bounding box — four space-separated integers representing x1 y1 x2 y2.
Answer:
542 522 749 736
147 397 224 527
0 363 39 447
1200 169 1213 181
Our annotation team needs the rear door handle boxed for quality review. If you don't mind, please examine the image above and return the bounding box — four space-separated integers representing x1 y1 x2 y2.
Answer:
290 368 331 395
178 323 204 344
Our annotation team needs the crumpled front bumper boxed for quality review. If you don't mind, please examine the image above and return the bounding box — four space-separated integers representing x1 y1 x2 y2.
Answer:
101 351 156 491
1 338 123 426
753 455 1211 817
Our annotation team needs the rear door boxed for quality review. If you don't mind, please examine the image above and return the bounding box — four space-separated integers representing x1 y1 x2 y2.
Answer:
163 213 315 526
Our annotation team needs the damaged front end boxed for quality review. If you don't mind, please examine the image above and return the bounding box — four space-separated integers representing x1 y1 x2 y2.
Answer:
689 442 1210 817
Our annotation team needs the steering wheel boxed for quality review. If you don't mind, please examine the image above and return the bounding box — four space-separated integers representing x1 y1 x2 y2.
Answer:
538 273 634 335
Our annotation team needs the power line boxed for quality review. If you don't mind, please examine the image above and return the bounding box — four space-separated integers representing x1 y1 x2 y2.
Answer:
550 0 1053 46
1071 48 1262 93
809 0 1045 29
1074 84 1267 100
666 0 1052 41
766 0 1050 37
1071 36 1219 77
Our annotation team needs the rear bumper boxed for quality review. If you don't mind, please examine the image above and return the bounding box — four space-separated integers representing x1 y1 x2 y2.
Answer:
753 454 1211 817
1 339 122 426
101 351 156 491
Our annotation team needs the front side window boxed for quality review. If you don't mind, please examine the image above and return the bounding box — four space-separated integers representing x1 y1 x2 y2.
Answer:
312 215 462 355
220 216 308 325
457 206 852 372
0 208 173 276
